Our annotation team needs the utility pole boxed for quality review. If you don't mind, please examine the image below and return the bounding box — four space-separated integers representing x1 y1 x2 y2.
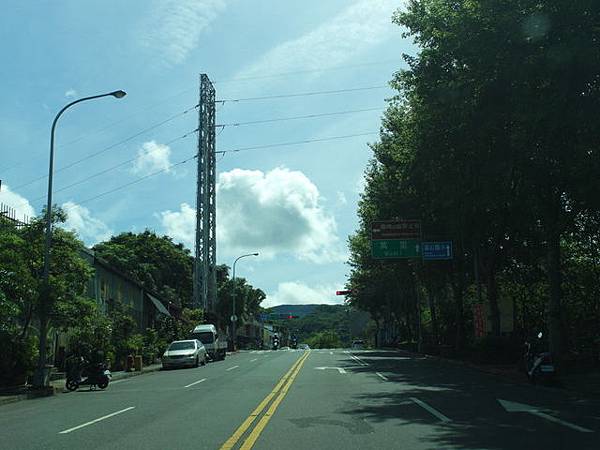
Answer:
193 74 217 314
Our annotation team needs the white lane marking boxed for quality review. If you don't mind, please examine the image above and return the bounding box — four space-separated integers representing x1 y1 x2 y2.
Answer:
315 366 347 374
498 399 593 433
59 407 135 434
110 379 129 385
184 378 207 388
250 358 258 362
530 411 594 433
349 354 368 366
376 372 388 381
250 350 257 354
410 397 452 423
226 365 239 371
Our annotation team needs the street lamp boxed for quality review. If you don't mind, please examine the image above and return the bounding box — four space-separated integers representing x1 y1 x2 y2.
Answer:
231 252 259 350
33 90 127 388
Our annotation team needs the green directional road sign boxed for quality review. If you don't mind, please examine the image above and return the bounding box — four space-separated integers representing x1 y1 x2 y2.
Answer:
372 239 421 259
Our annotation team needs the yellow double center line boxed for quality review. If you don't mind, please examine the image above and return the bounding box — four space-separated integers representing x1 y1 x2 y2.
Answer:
220 351 311 450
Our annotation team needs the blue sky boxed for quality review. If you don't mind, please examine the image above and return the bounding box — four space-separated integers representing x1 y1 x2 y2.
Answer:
0 0 415 307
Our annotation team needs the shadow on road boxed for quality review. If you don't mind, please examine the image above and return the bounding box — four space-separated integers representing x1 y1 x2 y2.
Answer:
336 351 599 450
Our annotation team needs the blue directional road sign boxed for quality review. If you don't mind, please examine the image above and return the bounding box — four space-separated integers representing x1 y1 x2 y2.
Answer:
422 241 453 260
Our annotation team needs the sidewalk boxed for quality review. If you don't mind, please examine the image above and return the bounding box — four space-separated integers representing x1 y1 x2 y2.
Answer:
0 363 163 407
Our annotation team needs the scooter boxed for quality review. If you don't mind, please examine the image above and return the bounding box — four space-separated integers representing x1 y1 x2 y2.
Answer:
66 361 111 391
524 332 555 384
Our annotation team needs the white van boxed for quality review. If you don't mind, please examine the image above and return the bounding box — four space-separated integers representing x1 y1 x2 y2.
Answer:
190 324 227 361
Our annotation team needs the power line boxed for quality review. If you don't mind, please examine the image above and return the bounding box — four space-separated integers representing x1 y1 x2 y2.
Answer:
213 59 399 84
217 85 388 103
27 129 198 205
63 154 198 209
216 132 378 155
216 106 383 128
21 130 377 212
12 105 198 191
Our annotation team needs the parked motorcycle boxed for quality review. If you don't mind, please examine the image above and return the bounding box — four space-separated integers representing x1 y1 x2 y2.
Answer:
524 332 555 384
66 359 111 391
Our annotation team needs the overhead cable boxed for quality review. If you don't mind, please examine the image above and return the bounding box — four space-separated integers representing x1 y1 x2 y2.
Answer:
12 105 198 191
27 129 198 204
216 106 383 129
63 154 198 209
217 85 388 103
216 132 378 155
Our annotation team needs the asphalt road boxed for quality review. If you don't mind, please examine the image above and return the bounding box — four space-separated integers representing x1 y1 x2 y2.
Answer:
0 349 598 449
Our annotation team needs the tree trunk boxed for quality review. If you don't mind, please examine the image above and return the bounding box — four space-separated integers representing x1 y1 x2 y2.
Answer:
547 226 563 357
453 281 465 352
487 261 501 337
428 289 440 345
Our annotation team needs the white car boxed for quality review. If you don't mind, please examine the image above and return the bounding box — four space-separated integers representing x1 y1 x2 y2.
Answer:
162 339 207 369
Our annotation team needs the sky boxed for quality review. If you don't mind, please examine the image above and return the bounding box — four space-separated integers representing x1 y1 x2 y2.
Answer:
0 0 415 307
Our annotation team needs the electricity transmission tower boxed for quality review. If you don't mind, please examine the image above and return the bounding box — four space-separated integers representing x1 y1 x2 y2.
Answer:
193 74 217 312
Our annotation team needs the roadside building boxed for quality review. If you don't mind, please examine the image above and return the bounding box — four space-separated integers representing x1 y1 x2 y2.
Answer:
52 248 171 369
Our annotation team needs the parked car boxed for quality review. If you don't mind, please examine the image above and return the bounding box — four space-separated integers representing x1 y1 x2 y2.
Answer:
298 343 310 350
162 340 207 369
351 340 365 350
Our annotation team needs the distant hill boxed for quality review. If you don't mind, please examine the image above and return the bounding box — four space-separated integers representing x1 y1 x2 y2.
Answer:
265 304 371 345
266 304 320 318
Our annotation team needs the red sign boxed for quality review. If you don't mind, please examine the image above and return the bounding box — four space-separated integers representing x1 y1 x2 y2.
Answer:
371 220 421 240
336 290 351 296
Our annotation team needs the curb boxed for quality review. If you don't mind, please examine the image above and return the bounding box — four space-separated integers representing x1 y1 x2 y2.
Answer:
0 365 163 407
0 386 55 406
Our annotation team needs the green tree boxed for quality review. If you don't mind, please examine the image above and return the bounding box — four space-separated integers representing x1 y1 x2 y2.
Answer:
306 330 342 349
94 230 194 308
0 208 94 385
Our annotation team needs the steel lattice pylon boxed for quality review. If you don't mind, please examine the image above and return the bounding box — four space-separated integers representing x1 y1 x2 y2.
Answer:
193 74 217 312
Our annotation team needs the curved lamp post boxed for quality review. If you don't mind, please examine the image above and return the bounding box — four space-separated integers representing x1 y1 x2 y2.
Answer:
33 90 127 388
231 252 259 349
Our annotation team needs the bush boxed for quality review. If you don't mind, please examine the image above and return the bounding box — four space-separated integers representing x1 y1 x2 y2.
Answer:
0 332 38 387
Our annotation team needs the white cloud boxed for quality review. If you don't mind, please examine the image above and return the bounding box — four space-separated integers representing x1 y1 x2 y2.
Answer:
235 0 398 80
158 167 346 263
138 0 227 66
217 167 345 263
336 191 348 205
0 184 35 219
64 89 77 99
264 281 344 308
131 141 173 176
159 202 196 249
61 202 113 246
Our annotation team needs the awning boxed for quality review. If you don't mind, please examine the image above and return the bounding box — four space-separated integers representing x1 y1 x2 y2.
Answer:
146 293 171 317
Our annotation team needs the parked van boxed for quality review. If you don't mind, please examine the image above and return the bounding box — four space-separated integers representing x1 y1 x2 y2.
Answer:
190 324 227 361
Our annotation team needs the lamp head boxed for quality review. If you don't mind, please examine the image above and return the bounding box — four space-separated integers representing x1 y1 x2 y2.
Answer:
111 90 127 99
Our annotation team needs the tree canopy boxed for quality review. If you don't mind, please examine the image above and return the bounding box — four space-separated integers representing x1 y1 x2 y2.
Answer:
348 0 600 362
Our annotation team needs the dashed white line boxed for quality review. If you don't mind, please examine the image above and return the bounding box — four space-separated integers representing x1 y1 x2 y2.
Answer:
226 365 239 371
250 358 258 362
350 354 368 366
410 397 452 423
59 407 135 434
376 372 388 381
184 378 207 388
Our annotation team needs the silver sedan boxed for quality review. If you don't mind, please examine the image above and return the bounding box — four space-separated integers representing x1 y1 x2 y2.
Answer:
162 339 207 369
